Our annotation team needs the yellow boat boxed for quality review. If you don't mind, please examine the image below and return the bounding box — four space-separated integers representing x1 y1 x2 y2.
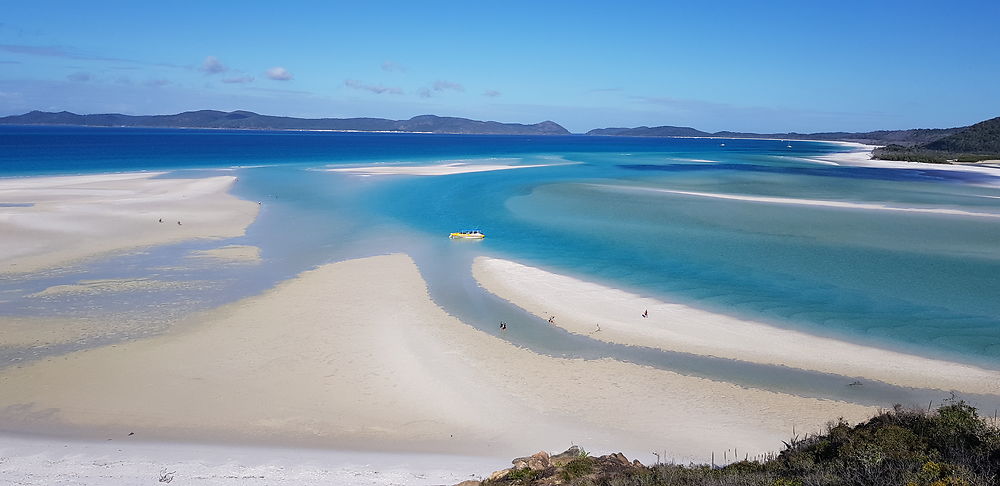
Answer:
449 229 485 239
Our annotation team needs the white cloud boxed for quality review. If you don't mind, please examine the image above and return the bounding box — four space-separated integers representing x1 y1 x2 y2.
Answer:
381 61 406 72
201 56 227 74
265 67 293 81
344 79 402 94
418 80 464 98
432 80 463 92
483 89 501 97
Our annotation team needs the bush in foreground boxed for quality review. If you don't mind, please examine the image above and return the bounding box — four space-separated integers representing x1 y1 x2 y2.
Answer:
481 401 1000 486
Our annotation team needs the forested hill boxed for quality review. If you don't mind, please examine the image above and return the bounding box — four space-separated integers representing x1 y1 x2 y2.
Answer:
873 117 1000 163
922 117 1000 153
0 110 571 136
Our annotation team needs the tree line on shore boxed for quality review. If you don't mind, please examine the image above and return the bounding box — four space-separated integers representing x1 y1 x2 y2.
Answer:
872 117 1000 164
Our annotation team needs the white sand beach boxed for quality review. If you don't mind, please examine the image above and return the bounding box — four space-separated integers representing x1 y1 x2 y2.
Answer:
324 161 569 176
472 257 1000 395
0 433 497 486
0 254 877 467
0 172 259 274
808 143 1000 182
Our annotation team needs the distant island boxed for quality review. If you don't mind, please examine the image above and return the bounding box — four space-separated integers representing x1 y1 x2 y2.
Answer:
3 110 999 163
589 117 1000 164
585 124 963 146
0 110 571 136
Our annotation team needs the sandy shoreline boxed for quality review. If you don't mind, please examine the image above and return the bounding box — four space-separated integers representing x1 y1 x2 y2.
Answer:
0 172 259 274
807 143 1000 181
0 253 878 466
0 432 497 485
472 257 1000 395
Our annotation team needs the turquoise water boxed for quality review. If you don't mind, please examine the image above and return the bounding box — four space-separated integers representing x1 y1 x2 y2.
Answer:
2 126 999 407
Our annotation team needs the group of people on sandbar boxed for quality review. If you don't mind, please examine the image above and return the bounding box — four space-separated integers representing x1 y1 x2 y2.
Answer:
499 309 649 334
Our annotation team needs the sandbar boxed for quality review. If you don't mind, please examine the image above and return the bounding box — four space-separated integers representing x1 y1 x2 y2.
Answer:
324 161 569 176
596 185 1000 219
0 317 112 349
0 172 259 274
187 244 262 263
0 254 876 463
472 256 1000 395
26 277 203 298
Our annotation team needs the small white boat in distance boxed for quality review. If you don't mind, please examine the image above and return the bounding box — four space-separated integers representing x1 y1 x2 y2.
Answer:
450 229 485 239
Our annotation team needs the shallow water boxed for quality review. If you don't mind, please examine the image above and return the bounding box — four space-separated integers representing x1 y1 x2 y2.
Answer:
2 126 999 409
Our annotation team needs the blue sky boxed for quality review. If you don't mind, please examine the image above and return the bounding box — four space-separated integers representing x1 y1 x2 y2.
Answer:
1 0 998 133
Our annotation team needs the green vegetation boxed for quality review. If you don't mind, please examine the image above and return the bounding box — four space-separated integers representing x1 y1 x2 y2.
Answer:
924 117 1000 154
562 457 596 481
871 145 991 164
504 467 544 483
872 117 1000 164
484 401 1000 485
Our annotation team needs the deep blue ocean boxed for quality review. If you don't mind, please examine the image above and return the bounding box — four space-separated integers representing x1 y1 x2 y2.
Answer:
2 126 999 407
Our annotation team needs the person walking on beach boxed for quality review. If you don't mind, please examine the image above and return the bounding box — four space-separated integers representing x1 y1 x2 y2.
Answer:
642 309 648 318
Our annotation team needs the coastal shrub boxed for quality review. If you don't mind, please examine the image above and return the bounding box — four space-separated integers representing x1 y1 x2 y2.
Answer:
770 479 802 486
503 467 543 483
562 457 595 480
485 402 1000 486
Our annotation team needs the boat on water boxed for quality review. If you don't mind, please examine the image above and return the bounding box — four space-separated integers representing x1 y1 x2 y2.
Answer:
449 229 485 239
